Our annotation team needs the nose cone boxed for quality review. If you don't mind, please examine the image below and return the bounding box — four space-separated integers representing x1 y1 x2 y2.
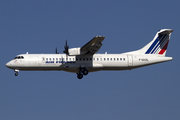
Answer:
6 61 12 68
6 62 9 67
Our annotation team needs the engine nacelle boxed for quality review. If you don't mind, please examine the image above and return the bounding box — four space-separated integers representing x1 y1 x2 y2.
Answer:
68 47 83 56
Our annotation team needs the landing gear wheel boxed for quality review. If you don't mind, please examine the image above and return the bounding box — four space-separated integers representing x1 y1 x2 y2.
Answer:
15 72 18 76
82 69 88 75
77 73 83 79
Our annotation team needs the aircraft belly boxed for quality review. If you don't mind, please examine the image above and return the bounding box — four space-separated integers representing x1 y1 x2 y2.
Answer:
86 61 129 71
16 66 63 71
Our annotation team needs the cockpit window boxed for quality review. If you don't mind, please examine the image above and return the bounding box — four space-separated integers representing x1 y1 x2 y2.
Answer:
14 56 18 59
14 56 24 59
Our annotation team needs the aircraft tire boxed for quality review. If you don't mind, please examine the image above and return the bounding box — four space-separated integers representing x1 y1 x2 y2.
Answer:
15 72 18 76
82 69 88 75
77 73 83 79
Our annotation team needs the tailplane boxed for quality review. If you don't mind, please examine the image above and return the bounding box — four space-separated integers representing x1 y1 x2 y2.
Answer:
125 29 173 56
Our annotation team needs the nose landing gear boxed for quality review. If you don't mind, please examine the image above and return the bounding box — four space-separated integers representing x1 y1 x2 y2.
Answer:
14 69 19 76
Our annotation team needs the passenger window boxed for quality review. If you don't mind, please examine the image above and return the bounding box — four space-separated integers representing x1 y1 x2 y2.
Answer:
50 58 51 61
117 58 119 61
97 58 99 61
104 58 106 61
123 58 125 61
120 58 122 61
53 58 55 61
100 58 102 61
90 58 92 61
93 58 95 61
76 58 78 61
86 58 88 61
46 58 48 61
83 58 85 61
114 58 116 61
69 58 71 61
110 58 112 61
59 58 61 61
107 58 109 61
56 58 58 61
79 58 81 61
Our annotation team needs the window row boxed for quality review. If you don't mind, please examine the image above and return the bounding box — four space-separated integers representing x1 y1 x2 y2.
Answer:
43 57 126 61
94 58 126 61
44 58 75 61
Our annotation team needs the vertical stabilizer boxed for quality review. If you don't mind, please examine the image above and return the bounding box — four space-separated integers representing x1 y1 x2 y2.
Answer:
139 29 173 56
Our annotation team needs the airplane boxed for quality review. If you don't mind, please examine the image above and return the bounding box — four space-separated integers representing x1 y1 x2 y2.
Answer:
6 29 173 79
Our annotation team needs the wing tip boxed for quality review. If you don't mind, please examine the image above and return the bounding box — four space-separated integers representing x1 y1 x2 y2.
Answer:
95 36 105 38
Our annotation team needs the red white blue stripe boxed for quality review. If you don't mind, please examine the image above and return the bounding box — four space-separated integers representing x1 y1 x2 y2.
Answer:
145 34 169 55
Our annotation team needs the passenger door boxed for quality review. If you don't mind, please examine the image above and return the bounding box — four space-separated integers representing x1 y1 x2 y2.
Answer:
127 55 133 66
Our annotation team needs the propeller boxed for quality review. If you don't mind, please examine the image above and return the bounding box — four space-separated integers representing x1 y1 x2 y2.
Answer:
63 39 69 55
55 47 59 54
63 39 69 64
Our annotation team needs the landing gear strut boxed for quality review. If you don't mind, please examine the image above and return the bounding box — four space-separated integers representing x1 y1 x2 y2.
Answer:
77 67 89 79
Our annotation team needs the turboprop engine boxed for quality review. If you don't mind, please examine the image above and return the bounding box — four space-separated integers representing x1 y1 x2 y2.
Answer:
68 47 84 56
63 40 86 56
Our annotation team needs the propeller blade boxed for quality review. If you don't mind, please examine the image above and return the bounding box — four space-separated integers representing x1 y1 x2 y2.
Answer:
61 55 64 64
63 39 69 55
56 47 59 54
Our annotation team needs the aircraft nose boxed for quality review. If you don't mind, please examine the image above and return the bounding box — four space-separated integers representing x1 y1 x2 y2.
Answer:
6 62 11 68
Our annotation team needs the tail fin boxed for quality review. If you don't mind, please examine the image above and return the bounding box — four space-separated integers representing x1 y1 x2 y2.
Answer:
138 29 173 56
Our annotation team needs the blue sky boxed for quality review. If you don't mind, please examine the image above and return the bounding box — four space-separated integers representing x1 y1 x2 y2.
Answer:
1 0 180 120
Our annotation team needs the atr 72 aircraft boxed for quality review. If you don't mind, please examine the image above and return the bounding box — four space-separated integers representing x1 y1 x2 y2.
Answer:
6 29 173 79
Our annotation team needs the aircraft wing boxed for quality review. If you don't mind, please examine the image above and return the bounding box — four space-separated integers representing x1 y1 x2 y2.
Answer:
81 36 105 55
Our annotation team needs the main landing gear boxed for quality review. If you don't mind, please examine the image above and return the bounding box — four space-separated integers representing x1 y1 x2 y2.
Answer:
77 68 89 79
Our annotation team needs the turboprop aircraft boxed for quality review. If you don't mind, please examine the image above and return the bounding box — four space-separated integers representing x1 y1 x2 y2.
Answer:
6 29 173 79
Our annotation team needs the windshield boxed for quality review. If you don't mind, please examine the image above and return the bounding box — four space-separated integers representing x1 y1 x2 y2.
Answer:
14 56 24 59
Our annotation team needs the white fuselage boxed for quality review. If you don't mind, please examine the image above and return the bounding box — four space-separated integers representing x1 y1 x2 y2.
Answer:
5 29 174 79
6 53 172 73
